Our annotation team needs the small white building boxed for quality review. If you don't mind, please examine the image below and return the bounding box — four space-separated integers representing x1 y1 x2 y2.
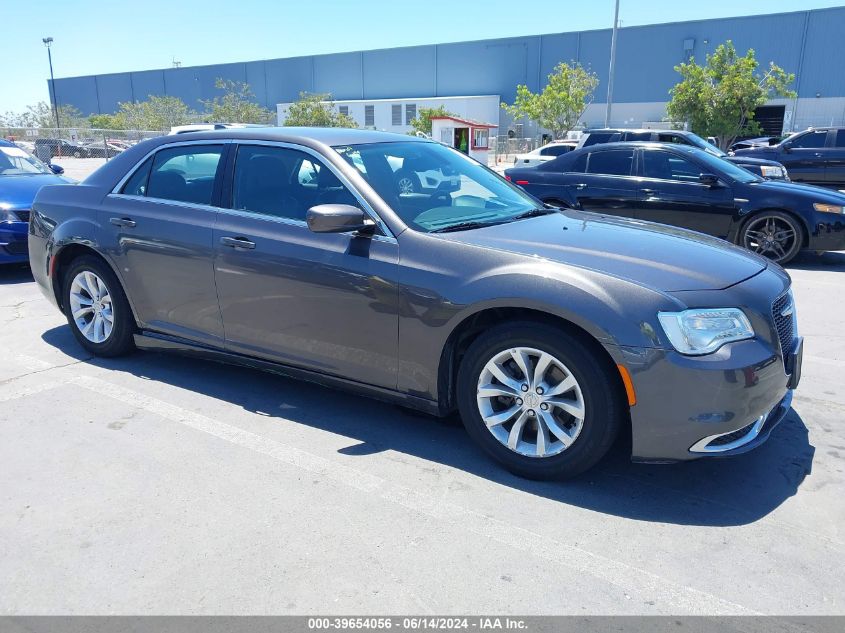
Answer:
277 95 501 135
430 115 497 163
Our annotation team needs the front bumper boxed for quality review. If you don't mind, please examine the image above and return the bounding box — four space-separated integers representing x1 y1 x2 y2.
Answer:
807 212 845 252
0 221 29 263
615 334 799 463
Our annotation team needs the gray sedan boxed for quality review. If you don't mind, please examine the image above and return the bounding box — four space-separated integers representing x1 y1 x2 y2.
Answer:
28 128 802 479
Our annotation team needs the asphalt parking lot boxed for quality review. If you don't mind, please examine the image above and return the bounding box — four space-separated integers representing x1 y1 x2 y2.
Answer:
0 252 843 615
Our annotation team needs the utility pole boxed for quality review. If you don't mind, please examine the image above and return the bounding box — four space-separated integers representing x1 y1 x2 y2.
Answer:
604 0 620 128
42 37 60 130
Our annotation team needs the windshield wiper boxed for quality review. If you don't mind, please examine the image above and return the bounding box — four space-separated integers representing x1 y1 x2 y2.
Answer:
511 207 559 220
430 220 507 233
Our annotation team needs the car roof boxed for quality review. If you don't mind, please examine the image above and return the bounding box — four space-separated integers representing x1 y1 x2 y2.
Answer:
576 141 699 153
165 126 424 146
0 139 14 147
583 128 692 136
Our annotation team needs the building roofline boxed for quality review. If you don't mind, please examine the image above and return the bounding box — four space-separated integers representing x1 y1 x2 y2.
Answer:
51 6 842 82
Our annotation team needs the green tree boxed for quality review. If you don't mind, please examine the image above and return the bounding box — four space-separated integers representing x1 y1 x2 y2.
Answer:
10 101 89 129
113 95 194 131
502 62 598 139
201 78 274 125
283 92 357 127
667 41 796 150
407 105 453 137
88 113 128 130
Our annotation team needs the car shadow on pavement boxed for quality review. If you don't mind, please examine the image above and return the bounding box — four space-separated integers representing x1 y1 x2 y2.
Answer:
0 264 33 284
786 250 845 271
42 324 815 528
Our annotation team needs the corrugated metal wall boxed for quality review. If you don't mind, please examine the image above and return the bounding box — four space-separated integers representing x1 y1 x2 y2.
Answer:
49 7 843 116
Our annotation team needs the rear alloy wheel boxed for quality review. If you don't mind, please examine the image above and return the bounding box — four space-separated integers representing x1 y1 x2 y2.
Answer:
62 255 135 357
457 322 622 480
395 169 420 194
740 212 803 264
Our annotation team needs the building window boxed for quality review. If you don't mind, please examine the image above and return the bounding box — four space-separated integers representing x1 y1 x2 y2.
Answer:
391 104 402 126
472 128 490 150
365 105 375 127
338 105 349 117
405 103 416 125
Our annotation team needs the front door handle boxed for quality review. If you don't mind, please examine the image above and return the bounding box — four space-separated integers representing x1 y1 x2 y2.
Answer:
640 188 657 195
109 217 136 228
573 183 587 190
220 236 256 250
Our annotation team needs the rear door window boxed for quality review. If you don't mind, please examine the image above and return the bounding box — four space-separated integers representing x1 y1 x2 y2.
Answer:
146 145 224 205
586 149 634 176
834 130 845 147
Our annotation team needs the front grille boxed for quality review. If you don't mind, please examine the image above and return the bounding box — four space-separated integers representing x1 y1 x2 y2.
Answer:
15 210 30 222
708 420 758 446
771 292 794 357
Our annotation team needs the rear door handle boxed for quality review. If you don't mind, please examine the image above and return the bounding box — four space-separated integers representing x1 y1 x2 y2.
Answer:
640 188 657 195
220 236 256 250
573 183 587 190
109 217 136 228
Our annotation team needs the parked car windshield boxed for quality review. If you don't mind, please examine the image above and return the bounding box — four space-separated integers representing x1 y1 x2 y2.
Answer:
692 148 762 183
0 145 52 176
334 141 543 232
684 133 727 157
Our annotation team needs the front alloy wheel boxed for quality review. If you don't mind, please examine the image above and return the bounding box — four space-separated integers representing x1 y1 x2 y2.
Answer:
457 322 622 480
477 347 585 458
741 212 802 264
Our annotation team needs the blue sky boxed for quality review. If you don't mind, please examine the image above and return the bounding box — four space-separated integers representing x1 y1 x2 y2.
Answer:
2 0 843 113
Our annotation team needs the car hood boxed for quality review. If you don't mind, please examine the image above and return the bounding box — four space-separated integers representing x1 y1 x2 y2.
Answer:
746 178 845 202
732 147 778 159
437 210 768 292
727 155 783 167
0 174 73 210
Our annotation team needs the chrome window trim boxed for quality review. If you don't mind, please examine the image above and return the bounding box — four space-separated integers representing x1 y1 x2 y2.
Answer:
107 192 221 214
230 139 394 239
111 139 231 195
215 206 396 245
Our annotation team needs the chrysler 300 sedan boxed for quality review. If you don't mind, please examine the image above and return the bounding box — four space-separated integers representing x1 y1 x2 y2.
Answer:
29 128 802 479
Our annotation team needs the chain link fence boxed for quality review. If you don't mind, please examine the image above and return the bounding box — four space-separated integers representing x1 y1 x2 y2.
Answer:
1 127 166 163
488 136 543 167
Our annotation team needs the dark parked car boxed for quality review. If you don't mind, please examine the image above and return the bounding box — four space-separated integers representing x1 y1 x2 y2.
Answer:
733 127 845 188
0 139 70 264
30 128 801 479
506 142 845 264
34 137 91 160
729 136 784 152
577 128 789 180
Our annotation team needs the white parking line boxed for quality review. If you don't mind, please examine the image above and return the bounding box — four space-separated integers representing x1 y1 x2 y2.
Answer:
64 371 758 615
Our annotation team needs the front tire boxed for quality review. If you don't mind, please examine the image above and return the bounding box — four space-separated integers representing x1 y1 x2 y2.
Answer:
739 211 803 264
395 169 421 194
456 322 623 480
62 255 135 357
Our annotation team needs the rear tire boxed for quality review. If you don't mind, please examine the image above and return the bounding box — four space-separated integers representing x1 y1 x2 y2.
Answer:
62 255 135 357
456 321 623 480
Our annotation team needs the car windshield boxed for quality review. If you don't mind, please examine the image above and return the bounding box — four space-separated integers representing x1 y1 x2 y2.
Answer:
334 141 543 233
0 145 52 176
692 149 762 183
685 133 727 157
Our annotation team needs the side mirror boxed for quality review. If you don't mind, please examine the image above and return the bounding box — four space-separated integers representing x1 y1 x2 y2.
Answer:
49 163 64 175
306 203 375 235
699 173 720 187
782 141 793 153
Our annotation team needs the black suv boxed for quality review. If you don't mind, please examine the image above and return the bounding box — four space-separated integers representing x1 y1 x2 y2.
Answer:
733 127 845 188
578 128 789 181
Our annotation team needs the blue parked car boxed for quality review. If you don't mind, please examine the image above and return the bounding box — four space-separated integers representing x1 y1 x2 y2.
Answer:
0 139 72 265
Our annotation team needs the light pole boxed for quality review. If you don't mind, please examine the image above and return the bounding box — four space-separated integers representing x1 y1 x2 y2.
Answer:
604 0 620 128
42 37 61 130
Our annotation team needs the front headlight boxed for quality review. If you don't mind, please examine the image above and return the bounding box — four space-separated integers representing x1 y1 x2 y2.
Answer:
813 203 845 214
0 209 20 222
760 165 785 179
658 308 754 355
